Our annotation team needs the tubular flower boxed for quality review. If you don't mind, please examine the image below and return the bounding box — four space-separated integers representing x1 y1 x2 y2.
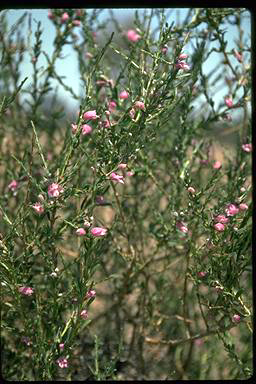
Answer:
110 172 124 184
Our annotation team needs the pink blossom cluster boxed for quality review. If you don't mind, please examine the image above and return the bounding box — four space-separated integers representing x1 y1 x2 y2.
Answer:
71 123 92 135
48 183 64 198
91 227 107 237
109 165 134 184
18 286 34 296
76 226 107 237
213 203 248 231
242 143 252 153
175 54 190 71
56 357 68 368
225 203 240 216
127 100 145 121
48 10 82 28
134 100 145 111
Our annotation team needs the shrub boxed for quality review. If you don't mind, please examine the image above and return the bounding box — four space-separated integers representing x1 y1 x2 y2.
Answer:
0 8 252 380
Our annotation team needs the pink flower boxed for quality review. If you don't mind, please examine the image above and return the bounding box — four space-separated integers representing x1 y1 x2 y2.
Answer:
108 101 117 111
18 286 34 296
56 357 68 368
91 227 107 237
118 163 127 169
225 97 233 108
82 124 92 135
61 12 69 23
214 214 229 224
179 53 188 59
232 314 241 323
213 161 222 169
225 203 239 216
134 101 145 111
239 203 248 211
242 143 252 153
176 221 188 234
48 183 64 198
8 179 19 191
83 110 98 120
86 289 96 298
76 228 86 236
187 186 195 194
198 271 207 278
214 223 225 231
110 172 124 184
119 90 129 99
175 61 190 70
126 171 134 177
71 123 78 134
126 29 141 42
72 20 81 27
80 309 88 319
32 202 44 214
59 343 65 351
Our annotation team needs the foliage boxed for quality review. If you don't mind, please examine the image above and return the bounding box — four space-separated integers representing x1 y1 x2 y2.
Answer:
0 8 252 380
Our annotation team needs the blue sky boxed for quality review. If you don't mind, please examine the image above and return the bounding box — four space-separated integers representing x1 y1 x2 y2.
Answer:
5 8 251 116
